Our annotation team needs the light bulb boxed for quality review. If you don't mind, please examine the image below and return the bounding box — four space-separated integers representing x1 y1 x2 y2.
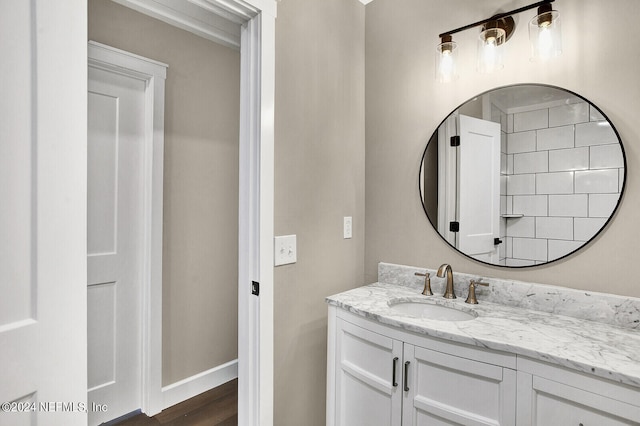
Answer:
435 38 457 82
483 39 498 72
529 8 562 61
477 27 505 73
438 50 454 82
537 25 553 60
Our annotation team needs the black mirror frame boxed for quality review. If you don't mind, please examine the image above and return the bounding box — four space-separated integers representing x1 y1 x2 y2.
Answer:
419 83 628 268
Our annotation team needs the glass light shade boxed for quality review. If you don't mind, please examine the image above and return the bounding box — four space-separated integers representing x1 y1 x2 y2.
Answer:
529 10 562 61
477 27 506 73
435 41 458 83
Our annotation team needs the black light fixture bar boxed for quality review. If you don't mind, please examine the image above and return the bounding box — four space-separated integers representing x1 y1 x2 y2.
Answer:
438 0 554 38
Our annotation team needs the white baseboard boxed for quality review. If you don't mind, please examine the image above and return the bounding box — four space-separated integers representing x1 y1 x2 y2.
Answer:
161 359 238 410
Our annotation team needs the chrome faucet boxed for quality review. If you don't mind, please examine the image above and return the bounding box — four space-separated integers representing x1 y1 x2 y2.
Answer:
437 264 456 299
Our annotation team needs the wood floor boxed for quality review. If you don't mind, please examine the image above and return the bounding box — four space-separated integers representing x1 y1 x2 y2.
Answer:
113 379 237 426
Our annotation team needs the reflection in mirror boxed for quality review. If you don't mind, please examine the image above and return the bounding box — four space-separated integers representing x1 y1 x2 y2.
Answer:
420 84 626 267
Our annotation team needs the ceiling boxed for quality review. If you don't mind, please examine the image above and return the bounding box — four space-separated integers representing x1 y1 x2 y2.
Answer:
490 85 581 111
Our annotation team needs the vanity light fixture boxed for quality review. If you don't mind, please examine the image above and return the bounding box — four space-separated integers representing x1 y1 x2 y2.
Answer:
436 0 561 81
477 17 513 73
435 35 458 82
529 3 562 60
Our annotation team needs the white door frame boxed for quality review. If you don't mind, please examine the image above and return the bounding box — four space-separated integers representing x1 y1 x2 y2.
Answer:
88 41 168 416
237 6 276 426
102 1 277 424
161 2 277 423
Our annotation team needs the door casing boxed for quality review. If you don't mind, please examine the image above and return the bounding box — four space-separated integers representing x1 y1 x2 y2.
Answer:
89 1 277 424
88 41 168 416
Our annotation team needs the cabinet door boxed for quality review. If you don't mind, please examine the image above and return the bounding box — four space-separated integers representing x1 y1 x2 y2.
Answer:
335 318 403 426
402 344 516 426
517 372 640 425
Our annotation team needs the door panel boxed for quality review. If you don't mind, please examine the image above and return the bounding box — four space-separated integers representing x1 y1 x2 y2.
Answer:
458 114 501 263
0 0 34 329
403 344 516 426
518 373 640 425
87 66 146 425
335 319 402 426
87 91 118 256
0 1 87 424
87 282 117 390
0 9 36 421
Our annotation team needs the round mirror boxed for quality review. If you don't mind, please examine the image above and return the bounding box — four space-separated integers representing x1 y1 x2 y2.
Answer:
420 84 626 267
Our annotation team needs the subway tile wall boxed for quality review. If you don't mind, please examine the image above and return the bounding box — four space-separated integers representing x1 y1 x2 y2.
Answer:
494 101 624 266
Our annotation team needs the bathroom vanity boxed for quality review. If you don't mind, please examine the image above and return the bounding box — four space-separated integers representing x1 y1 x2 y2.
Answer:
326 263 640 426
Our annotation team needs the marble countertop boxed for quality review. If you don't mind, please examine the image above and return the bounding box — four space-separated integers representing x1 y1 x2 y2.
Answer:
326 280 640 388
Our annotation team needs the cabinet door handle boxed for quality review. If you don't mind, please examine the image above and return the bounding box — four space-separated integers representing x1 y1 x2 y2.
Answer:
404 361 410 392
392 357 399 387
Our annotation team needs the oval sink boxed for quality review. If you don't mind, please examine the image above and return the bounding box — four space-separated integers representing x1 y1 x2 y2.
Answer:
389 301 477 321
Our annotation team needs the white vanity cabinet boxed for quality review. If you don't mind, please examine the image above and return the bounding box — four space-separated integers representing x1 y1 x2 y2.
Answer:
332 317 402 426
403 344 516 425
516 358 640 425
327 306 517 426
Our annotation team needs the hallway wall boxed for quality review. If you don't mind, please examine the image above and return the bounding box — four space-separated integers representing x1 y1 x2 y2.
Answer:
89 0 240 386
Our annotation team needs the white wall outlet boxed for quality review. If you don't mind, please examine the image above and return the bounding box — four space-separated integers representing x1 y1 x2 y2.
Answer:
274 234 297 266
343 216 352 239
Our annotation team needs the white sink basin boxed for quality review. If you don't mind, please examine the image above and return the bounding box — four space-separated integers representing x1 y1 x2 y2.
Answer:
389 301 477 321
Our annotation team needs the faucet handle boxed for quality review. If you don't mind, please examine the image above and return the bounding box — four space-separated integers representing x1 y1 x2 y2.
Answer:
414 272 433 296
465 280 489 305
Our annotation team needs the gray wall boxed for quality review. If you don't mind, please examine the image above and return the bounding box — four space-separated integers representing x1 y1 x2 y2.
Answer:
89 0 240 385
365 0 640 297
273 0 366 424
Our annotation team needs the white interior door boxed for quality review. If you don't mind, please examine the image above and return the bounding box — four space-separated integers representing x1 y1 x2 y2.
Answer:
457 115 501 263
0 1 88 425
87 65 146 425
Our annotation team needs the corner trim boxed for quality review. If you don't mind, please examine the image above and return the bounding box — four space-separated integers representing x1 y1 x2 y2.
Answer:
88 41 168 78
111 0 242 49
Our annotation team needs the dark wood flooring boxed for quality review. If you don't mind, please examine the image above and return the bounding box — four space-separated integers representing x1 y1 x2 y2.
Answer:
112 379 237 426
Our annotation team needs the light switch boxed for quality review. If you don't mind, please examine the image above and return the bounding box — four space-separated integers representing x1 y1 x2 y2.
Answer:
344 216 352 239
274 235 297 266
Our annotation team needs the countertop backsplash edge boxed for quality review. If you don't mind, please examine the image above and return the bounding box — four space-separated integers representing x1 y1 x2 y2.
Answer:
377 262 640 330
